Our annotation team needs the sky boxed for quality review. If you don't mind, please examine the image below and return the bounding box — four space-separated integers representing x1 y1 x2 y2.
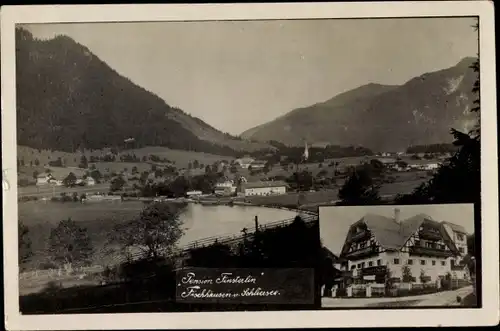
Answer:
24 17 478 135
319 204 475 256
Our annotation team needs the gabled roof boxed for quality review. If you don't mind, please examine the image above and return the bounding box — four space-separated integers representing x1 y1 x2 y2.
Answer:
340 212 460 256
362 213 404 250
441 221 468 234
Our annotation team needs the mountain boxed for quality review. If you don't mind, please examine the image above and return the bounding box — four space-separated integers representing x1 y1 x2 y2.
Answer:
15 28 272 156
241 58 478 152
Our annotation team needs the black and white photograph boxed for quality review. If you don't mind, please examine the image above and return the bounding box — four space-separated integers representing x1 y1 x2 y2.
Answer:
2 2 498 330
319 204 476 308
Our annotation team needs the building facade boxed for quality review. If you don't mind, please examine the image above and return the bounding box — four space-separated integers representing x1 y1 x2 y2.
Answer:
214 180 236 196
36 173 55 186
249 160 266 170
241 181 287 196
441 221 468 264
338 209 468 285
234 157 255 169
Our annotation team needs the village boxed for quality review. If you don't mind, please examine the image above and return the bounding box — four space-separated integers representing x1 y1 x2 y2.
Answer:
18 146 451 208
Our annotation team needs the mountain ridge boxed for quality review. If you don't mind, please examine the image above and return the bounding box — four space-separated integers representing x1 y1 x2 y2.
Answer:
15 28 273 156
241 57 478 152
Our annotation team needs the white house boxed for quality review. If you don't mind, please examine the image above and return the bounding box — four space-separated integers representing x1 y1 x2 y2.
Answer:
241 180 288 197
36 173 55 186
338 209 466 285
441 221 468 263
215 180 236 196
422 163 440 171
85 177 96 186
186 190 203 197
234 157 255 169
249 160 267 170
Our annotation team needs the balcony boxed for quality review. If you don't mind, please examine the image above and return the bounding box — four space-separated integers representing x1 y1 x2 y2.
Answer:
349 230 371 242
345 246 378 260
409 246 454 258
418 230 442 241
360 265 387 277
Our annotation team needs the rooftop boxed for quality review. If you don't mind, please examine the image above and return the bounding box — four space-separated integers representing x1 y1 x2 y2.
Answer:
441 221 468 234
243 180 288 189
341 212 460 256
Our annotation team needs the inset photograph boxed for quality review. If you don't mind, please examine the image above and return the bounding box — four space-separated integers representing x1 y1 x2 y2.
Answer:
319 204 477 308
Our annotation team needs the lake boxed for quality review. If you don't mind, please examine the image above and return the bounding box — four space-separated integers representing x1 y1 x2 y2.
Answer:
19 201 299 265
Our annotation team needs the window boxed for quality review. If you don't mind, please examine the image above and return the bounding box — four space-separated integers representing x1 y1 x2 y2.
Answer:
441 261 446 266
450 259 455 267
408 259 413 265
351 265 356 270
457 234 464 241
377 259 382 266
393 258 400 265
432 260 436 266
368 261 373 267
357 263 362 269
420 260 426 265
361 262 365 268
459 247 465 253
415 240 421 247
360 242 366 249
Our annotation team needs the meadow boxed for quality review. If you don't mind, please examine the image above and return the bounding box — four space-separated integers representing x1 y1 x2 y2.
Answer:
18 145 234 170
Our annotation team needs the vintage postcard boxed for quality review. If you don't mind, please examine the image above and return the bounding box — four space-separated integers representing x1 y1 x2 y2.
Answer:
1 2 498 330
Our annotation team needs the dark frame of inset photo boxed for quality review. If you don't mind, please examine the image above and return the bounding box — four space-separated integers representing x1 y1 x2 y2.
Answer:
318 204 478 310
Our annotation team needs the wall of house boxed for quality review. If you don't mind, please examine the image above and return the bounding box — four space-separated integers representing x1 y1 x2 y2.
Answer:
244 186 286 196
346 251 452 283
36 177 49 185
383 251 451 283
346 255 385 271
443 224 468 260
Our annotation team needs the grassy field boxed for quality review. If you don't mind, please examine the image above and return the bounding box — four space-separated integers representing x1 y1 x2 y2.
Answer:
18 145 234 170
19 201 149 270
18 183 111 197
379 179 427 196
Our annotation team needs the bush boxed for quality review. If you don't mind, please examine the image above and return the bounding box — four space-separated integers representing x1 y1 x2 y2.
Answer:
396 285 438 297
336 287 347 297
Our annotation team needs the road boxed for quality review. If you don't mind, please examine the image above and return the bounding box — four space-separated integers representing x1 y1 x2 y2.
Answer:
321 286 474 308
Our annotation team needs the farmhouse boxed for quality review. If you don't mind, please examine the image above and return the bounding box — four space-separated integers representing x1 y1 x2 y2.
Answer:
186 190 203 197
337 209 468 286
214 179 236 196
85 177 96 186
241 180 287 197
36 173 55 186
407 160 441 171
234 157 255 169
441 221 468 263
249 160 267 170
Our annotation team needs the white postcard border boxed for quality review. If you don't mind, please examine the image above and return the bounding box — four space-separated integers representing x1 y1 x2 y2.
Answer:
2 2 498 329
